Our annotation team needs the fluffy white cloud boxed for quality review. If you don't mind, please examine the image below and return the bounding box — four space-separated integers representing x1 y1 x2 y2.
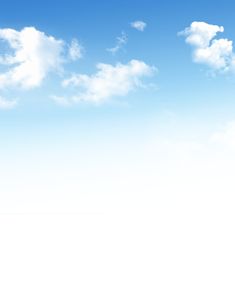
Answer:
56 59 156 104
0 27 64 89
180 21 234 71
106 32 128 54
193 38 233 69
0 96 17 109
68 38 83 61
182 21 224 47
131 21 147 32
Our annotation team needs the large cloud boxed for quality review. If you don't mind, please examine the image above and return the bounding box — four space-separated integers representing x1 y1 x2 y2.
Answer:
53 59 156 104
180 21 234 72
0 27 65 89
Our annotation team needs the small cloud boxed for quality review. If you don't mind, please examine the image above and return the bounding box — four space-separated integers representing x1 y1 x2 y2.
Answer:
68 38 84 61
106 32 128 55
131 21 147 32
0 96 17 109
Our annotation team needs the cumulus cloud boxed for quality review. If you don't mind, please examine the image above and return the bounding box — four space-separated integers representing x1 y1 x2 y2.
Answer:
0 96 17 109
131 21 147 32
0 26 64 89
181 21 224 47
106 32 128 55
68 38 83 61
55 59 156 104
180 21 234 72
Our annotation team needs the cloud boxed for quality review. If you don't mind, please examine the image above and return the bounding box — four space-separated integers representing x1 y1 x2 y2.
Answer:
181 21 224 47
180 21 234 72
106 32 128 55
68 38 83 61
131 21 147 32
193 39 233 70
0 96 17 109
55 59 156 104
0 27 64 89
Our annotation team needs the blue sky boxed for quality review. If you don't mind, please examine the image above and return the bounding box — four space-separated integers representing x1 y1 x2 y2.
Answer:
1 0 235 123
0 0 235 204
1 0 235 205
1 2 235 293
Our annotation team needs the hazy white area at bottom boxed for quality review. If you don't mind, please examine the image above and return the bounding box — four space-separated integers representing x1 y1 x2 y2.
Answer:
0 132 235 293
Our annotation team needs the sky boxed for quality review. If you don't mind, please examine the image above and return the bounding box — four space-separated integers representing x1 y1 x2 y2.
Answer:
1 1 235 293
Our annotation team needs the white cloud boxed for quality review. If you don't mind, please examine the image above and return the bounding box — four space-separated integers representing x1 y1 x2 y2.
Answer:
68 38 83 61
193 38 233 70
58 59 156 104
181 21 224 47
0 27 64 89
180 21 234 71
131 21 147 32
106 32 128 54
0 96 17 109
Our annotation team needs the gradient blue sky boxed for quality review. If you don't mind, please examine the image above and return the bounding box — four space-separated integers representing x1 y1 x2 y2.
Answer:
1 0 235 118
0 1 234 144
0 0 235 206
1 2 235 294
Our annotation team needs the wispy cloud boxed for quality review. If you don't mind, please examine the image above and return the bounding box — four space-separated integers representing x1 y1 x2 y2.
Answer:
54 59 156 105
106 32 128 55
131 21 147 32
68 38 84 61
0 96 17 109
